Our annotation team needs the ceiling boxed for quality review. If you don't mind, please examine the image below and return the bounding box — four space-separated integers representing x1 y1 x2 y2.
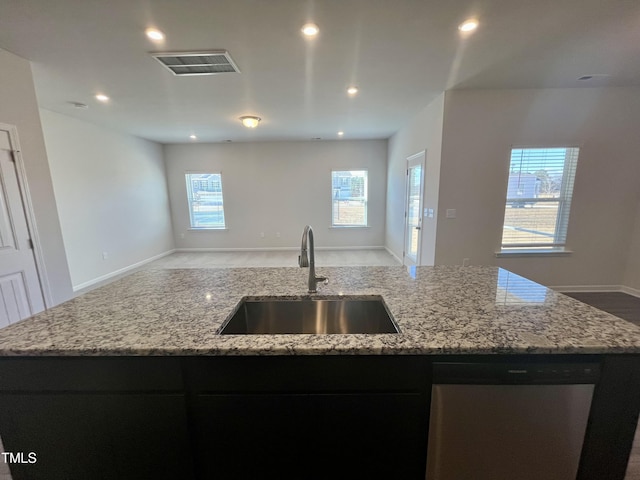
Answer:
1 0 639 144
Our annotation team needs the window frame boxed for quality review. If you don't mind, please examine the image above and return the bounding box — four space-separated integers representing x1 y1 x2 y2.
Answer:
499 146 580 254
330 169 369 228
184 172 227 230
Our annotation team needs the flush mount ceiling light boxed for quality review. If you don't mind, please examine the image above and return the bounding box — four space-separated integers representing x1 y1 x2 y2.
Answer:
95 93 109 103
301 23 320 37
337 131 344 136
458 19 479 32
240 115 261 128
145 28 165 42
189 134 197 140
347 86 359 96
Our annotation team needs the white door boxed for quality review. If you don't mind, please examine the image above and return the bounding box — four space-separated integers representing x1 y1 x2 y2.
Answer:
0 128 45 327
403 151 425 267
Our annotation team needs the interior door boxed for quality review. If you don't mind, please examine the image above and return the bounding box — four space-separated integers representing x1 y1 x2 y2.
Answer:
403 151 425 267
0 128 45 327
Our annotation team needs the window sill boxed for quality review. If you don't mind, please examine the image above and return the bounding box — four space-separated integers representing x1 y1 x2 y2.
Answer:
329 225 370 229
495 248 573 258
187 227 228 231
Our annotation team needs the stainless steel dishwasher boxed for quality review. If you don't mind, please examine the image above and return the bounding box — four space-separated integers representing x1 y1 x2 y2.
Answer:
426 362 600 480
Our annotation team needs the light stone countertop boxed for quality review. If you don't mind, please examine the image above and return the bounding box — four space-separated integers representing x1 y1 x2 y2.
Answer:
1 265 639 356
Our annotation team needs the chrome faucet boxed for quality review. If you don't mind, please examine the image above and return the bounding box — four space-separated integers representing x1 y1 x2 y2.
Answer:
298 225 328 293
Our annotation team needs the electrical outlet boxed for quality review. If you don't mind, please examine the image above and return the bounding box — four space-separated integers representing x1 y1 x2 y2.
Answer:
446 209 456 219
462 258 470 267
276 232 281 238
260 232 265 238
102 251 109 260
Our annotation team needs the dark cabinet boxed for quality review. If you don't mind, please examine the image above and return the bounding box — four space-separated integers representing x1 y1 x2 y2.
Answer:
0 358 194 480
2 354 633 480
0 355 430 480
186 356 430 479
193 392 425 479
0 394 192 480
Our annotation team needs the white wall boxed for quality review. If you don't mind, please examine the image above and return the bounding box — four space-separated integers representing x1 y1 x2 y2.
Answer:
40 109 174 290
435 87 640 287
164 140 387 250
0 49 73 305
624 201 640 293
386 93 444 264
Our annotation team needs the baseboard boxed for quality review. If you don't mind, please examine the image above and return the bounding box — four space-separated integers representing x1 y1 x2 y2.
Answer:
174 246 387 252
551 284 640 299
621 286 640 298
551 285 622 293
384 246 403 265
72 249 176 293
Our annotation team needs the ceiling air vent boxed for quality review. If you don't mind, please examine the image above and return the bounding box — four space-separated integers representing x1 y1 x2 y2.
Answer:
151 51 240 76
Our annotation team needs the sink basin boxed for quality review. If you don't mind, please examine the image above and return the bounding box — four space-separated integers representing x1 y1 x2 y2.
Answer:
219 296 399 335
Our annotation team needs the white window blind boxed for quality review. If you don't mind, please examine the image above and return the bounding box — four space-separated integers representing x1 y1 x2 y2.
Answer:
331 170 368 227
185 173 226 229
501 147 579 250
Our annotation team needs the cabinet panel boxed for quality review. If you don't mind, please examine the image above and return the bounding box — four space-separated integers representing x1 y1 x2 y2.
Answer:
0 357 183 392
186 355 428 392
0 394 194 480
192 392 428 479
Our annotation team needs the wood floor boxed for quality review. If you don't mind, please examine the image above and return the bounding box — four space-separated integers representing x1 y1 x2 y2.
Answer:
564 291 640 480
564 292 640 327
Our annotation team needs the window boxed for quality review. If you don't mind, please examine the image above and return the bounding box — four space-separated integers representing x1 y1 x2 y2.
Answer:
331 170 368 227
185 173 226 229
501 147 579 251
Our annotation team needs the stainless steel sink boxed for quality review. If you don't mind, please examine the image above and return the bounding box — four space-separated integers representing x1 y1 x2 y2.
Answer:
219 296 399 335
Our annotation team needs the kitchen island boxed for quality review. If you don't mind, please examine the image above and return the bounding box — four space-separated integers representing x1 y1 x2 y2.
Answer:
0 266 639 479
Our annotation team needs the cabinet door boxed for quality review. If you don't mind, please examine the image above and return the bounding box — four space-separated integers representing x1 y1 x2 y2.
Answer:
0 394 194 480
193 392 427 479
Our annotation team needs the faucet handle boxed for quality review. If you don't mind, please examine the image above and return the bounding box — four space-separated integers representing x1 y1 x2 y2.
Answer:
316 276 329 286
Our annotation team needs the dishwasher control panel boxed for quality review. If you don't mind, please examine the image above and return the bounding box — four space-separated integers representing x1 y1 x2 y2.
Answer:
432 362 601 384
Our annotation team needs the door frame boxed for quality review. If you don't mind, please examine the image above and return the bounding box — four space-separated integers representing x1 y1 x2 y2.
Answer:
0 122 53 308
403 151 426 267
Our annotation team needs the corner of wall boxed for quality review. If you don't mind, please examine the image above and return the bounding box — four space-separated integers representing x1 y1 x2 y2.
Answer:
624 200 640 291
385 92 445 265
0 48 74 306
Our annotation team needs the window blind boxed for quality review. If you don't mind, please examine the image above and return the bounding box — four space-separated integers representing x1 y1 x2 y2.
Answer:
185 173 226 229
331 170 368 227
501 147 579 249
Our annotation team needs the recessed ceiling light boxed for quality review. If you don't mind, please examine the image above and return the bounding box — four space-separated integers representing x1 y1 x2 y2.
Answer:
301 23 319 37
458 19 479 32
337 131 344 136
95 94 109 103
189 134 197 140
145 28 165 42
240 115 261 128
347 86 359 96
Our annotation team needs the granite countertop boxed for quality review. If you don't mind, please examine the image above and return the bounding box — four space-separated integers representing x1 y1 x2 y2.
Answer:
0 265 639 356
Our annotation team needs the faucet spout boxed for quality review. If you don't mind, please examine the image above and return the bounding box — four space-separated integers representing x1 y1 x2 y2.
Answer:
298 225 327 293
